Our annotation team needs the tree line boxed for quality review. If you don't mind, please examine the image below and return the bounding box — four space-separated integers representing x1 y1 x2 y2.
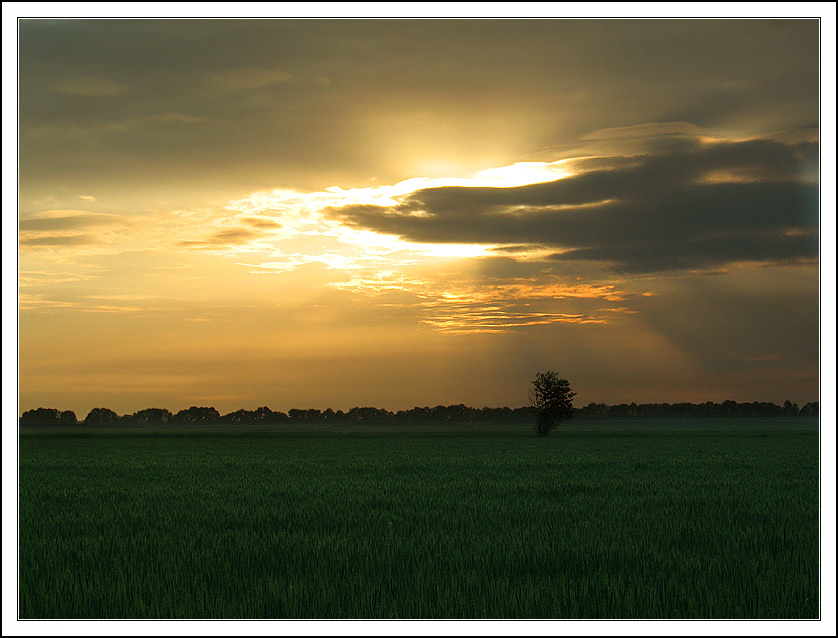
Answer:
19 399 818 427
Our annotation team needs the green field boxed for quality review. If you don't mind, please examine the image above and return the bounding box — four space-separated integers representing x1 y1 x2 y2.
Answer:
18 419 819 619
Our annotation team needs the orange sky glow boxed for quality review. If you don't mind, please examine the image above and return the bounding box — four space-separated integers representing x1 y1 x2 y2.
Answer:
14 17 826 417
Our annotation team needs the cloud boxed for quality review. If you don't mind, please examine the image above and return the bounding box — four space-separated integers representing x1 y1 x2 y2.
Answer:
581 122 706 141
19 212 129 232
19 234 100 247
50 76 129 97
240 217 282 229
420 310 607 334
178 228 262 247
19 20 818 221
331 137 818 273
18 293 158 314
207 67 293 91
19 210 137 252
18 271 97 286
149 112 208 124
328 271 639 334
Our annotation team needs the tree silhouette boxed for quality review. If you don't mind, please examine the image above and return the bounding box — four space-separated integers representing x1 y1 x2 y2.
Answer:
60 410 78 426
132 408 173 425
530 371 576 437
20 408 62 426
84 407 120 426
20 396 816 429
174 406 220 425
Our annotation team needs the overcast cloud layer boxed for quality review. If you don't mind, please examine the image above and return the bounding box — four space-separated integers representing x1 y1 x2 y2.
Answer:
19 19 818 213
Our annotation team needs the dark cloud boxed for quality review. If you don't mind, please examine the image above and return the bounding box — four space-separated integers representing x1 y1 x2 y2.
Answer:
550 229 818 274
332 139 818 272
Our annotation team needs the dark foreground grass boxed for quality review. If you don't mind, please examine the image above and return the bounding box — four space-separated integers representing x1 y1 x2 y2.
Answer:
19 421 819 619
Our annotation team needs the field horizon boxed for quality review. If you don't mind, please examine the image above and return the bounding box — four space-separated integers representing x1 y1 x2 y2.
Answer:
17 415 820 436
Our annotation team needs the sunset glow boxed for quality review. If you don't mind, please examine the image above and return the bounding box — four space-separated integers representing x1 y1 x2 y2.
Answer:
15 18 821 416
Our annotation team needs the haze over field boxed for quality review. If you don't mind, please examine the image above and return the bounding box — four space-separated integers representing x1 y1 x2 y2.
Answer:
17 18 820 415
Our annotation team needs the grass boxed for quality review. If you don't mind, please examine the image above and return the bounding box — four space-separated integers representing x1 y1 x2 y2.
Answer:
18 420 819 619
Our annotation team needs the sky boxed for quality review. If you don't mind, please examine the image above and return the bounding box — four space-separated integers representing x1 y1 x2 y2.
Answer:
13 15 829 417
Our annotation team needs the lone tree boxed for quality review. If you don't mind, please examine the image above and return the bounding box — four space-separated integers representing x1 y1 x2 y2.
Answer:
530 371 576 436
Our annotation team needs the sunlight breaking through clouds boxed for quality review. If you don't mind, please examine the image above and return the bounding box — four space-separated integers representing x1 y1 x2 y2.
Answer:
161 159 648 334
177 158 574 272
